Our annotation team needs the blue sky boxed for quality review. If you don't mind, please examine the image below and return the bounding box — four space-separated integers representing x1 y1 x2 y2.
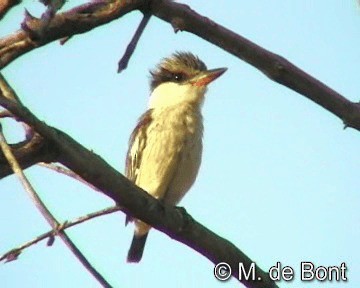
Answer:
0 1 359 287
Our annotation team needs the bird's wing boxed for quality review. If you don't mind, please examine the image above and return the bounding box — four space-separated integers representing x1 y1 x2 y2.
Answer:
125 109 154 183
125 109 154 226
126 108 182 202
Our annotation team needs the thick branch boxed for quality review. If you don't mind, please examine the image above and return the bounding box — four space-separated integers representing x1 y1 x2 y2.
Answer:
1 0 358 131
0 122 111 287
0 73 56 177
0 73 110 286
0 0 145 68
0 90 277 288
0 133 57 178
0 98 112 288
149 0 360 130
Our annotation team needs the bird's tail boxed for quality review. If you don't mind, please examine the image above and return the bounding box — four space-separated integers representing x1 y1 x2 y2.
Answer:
127 233 148 263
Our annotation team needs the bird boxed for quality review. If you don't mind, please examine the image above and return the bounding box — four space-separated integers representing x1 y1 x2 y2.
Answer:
125 52 227 263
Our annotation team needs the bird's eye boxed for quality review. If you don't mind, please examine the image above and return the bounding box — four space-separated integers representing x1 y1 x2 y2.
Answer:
173 73 185 82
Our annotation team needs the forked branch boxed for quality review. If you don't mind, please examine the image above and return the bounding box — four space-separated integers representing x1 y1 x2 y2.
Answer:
0 0 358 130
0 76 277 288
0 205 119 263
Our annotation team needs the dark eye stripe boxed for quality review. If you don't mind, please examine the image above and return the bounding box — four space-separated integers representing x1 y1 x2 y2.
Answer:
159 69 188 83
150 68 190 90
173 73 186 82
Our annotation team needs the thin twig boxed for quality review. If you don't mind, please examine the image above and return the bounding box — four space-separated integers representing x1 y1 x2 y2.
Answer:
117 12 151 73
0 84 278 288
0 205 120 262
0 73 113 288
0 125 54 221
1 0 359 130
0 123 112 288
38 162 101 192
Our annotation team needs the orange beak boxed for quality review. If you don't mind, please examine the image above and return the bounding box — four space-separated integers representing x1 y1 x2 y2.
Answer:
190 67 227 87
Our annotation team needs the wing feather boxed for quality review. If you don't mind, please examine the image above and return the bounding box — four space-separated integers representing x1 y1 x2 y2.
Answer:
125 109 153 183
125 110 153 226
125 107 187 227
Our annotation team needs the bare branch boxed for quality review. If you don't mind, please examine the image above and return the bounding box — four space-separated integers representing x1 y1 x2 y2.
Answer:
148 1 360 130
0 75 112 288
0 74 57 178
117 12 151 73
1 0 358 131
22 0 66 39
0 74 57 177
0 205 120 263
3 1 355 286
0 0 21 21
0 77 277 288
0 132 57 178
0 0 145 68
39 0 65 17
0 123 112 287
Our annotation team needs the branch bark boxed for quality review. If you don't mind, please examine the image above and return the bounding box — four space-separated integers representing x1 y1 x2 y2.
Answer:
0 0 21 21
0 121 112 288
0 133 57 178
0 205 120 263
149 0 360 130
0 0 357 287
0 1 145 68
0 0 359 130
0 84 277 288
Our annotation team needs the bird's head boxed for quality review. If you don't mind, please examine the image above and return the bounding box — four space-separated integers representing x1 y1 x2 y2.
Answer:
148 52 227 109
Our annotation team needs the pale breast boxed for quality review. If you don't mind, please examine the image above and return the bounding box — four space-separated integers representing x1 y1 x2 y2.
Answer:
161 104 204 205
134 103 203 205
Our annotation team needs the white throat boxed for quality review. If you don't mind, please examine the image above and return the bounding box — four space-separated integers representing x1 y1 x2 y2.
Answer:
148 82 206 109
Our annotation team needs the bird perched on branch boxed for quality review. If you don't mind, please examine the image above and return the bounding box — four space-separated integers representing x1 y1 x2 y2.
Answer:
125 52 227 263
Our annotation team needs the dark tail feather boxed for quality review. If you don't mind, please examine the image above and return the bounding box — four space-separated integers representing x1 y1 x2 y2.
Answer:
127 233 148 263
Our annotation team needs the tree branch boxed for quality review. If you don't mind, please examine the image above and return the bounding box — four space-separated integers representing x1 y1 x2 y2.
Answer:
2 0 354 286
117 11 151 73
1 0 358 131
0 0 21 21
148 0 360 130
0 0 145 68
0 74 112 287
0 73 57 178
0 80 277 288
0 109 14 118
0 205 120 263
0 132 57 178
0 123 112 287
